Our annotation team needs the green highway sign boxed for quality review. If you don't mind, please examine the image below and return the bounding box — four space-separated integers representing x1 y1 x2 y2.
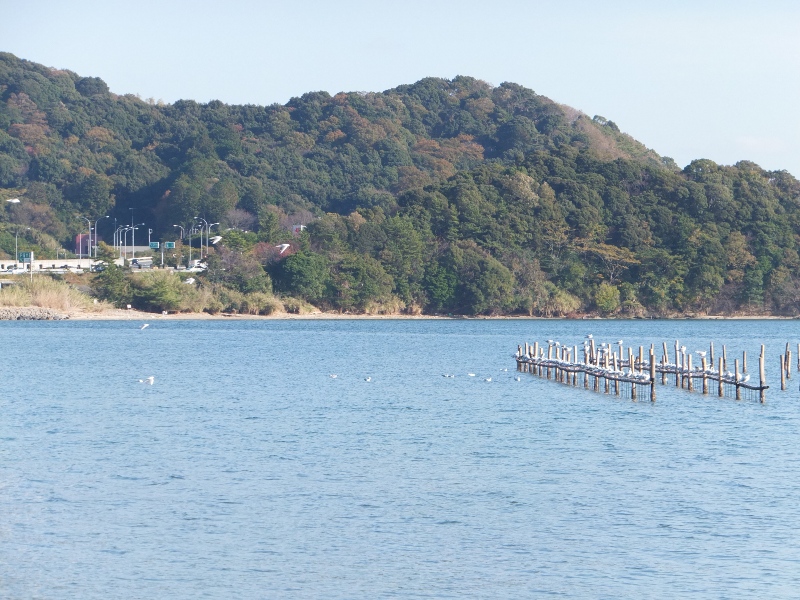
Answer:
19 252 31 262
149 242 160 249
165 242 176 249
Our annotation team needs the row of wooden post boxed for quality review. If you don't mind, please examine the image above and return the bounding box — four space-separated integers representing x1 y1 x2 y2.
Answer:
519 339 770 403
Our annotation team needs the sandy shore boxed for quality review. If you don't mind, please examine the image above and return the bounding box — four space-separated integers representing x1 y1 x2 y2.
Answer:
56 308 800 321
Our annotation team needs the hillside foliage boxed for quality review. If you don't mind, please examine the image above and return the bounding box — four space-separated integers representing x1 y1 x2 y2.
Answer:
2 52 800 316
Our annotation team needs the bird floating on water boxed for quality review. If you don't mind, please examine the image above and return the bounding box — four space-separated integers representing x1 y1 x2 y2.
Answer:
329 374 338 379
468 373 476 377
484 377 492 382
138 376 155 385
365 376 372 382
515 376 521 381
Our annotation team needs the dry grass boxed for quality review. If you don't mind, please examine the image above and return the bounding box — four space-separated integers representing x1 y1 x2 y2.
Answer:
0 276 109 312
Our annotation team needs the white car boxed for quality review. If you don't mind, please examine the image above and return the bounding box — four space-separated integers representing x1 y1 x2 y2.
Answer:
4 268 27 274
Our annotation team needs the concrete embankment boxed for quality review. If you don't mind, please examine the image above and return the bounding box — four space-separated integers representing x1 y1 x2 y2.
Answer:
0 307 69 320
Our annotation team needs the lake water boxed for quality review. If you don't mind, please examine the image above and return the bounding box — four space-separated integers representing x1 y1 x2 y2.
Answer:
2 318 800 599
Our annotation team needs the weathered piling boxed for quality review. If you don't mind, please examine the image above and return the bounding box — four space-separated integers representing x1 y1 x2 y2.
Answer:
735 358 741 400
780 355 786 391
674 341 680 387
516 337 768 404
702 357 708 395
722 345 728 372
649 348 656 402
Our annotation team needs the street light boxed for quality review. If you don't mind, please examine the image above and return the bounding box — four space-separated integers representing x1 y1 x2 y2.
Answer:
114 225 126 256
131 223 145 260
194 217 208 258
93 215 109 258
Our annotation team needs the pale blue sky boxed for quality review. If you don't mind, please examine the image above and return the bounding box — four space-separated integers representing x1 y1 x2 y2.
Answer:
2 0 799 175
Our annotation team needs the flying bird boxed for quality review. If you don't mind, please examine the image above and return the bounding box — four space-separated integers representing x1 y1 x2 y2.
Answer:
210 235 223 245
276 244 291 255
140 323 149 330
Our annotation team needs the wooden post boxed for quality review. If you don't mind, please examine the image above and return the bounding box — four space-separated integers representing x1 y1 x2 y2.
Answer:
797 343 800 372
638 346 644 373
709 341 714 365
631 382 637 401
649 348 656 402
702 357 708 394
614 355 620 395
718 356 724 397
590 339 596 364
662 342 668 384
533 342 539 360
787 349 792 380
604 352 610 393
722 345 727 373
584 370 589 389
743 351 747 375
687 354 693 391
780 355 786 390
573 346 579 385
760 350 766 403
547 344 552 379
735 358 741 400
680 351 686 389
674 341 680 386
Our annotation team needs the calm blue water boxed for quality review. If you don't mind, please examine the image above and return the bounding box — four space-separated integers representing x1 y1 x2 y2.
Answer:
2 319 800 599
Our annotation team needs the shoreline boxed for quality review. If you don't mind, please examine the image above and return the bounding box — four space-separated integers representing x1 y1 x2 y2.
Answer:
0 306 796 321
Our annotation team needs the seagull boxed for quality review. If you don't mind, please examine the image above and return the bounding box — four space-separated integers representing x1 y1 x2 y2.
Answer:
695 351 706 357
468 373 476 377
742 374 750 383
184 277 195 285
138 376 155 385
365 377 372 382
515 376 521 381
140 323 150 330
329 374 338 379
586 334 593 339
500 368 508 372
484 377 492 382
210 235 223 245
276 244 291 255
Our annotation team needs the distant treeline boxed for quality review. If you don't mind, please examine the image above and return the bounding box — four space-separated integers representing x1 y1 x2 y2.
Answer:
1 52 799 315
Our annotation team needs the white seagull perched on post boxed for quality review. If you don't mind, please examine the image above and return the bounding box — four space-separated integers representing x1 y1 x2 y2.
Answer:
276 244 291 255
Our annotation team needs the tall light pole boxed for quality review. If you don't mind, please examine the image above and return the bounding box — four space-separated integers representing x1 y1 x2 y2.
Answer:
194 217 208 258
78 216 90 260
93 215 109 257
131 223 145 260
114 225 126 256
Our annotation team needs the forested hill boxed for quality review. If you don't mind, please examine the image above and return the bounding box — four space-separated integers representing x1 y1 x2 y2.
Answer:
1 52 799 316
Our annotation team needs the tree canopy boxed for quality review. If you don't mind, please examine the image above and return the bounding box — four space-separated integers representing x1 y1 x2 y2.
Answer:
2 52 800 316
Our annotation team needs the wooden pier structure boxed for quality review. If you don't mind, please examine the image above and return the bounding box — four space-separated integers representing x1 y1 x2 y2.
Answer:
515 338 770 403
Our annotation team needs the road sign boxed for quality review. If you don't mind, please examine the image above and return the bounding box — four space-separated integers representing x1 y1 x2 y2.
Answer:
149 242 160 249
165 242 175 249
19 252 31 262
